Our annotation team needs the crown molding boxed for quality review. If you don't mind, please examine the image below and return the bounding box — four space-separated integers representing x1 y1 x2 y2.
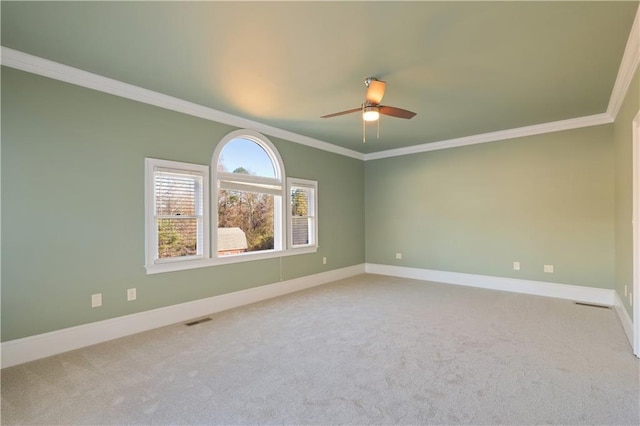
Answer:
607 3 640 119
364 113 613 161
2 0 638 166
0 47 365 161
368 3 640 161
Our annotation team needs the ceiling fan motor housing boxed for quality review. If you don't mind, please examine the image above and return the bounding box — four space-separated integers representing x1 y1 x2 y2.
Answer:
364 77 378 87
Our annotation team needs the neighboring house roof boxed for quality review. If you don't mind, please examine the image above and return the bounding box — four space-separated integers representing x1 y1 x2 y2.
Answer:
218 227 248 252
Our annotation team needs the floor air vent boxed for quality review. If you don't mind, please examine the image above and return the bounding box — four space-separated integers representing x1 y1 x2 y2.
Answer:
574 302 611 309
185 317 212 326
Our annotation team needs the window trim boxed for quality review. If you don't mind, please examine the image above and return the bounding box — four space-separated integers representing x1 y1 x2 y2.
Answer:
144 130 319 275
287 177 319 251
144 158 210 274
211 130 286 264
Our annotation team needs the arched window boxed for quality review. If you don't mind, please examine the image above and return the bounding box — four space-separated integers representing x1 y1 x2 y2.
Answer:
212 130 285 259
145 129 317 274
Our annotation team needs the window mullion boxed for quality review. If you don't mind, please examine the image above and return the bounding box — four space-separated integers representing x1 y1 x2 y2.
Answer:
219 180 282 196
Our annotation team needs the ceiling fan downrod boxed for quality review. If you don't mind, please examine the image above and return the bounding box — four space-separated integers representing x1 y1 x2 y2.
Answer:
321 75 416 143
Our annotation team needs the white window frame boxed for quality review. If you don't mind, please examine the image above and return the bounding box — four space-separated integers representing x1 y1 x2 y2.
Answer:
211 130 288 265
288 177 319 253
144 158 210 274
144 131 319 274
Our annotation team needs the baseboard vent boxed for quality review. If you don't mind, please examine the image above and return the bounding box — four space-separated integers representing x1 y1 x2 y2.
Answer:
185 317 212 326
574 301 611 309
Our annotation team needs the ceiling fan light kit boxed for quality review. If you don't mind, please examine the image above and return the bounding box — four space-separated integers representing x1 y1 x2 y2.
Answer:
322 77 417 143
362 105 380 122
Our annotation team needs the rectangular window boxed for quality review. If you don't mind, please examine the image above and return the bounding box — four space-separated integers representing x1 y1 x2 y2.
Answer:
145 157 318 273
288 178 318 249
145 158 209 272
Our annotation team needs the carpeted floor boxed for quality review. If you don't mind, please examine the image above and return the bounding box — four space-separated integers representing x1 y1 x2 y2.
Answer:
1 274 639 425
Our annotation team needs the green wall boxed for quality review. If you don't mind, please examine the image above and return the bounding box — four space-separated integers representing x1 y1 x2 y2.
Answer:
1 62 633 343
365 125 615 289
1 68 365 341
614 64 640 319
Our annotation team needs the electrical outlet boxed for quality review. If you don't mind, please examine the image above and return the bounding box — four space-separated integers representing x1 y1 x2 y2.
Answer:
513 261 520 271
127 288 136 301
544 265 554 273
91 293 102 308
322 257 327 265
630 292 633 307
395 253 402 260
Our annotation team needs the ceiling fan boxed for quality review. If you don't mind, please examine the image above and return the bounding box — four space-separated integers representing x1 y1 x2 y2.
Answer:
321 77 417 142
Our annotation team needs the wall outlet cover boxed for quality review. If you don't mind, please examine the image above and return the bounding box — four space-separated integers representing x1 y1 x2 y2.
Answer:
91 293 102 308
127 288 136 301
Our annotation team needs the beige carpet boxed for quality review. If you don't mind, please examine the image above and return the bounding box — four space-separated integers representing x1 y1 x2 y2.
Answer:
1 274 639 425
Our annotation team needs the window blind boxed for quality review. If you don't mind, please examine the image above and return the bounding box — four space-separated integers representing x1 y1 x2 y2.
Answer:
290 184 315 247
154 168 204 259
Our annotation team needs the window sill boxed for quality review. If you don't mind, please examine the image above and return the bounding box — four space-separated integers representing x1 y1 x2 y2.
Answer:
145 246 318 275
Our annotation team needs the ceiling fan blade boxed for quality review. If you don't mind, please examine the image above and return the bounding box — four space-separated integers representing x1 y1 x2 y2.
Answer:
320 107 361 118
366 80 386 104
379 105 417 119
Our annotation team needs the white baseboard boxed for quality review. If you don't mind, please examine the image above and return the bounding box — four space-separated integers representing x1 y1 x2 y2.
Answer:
0 264 365 369
2 263 624 368
613 290 634 349
365 263 616 306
